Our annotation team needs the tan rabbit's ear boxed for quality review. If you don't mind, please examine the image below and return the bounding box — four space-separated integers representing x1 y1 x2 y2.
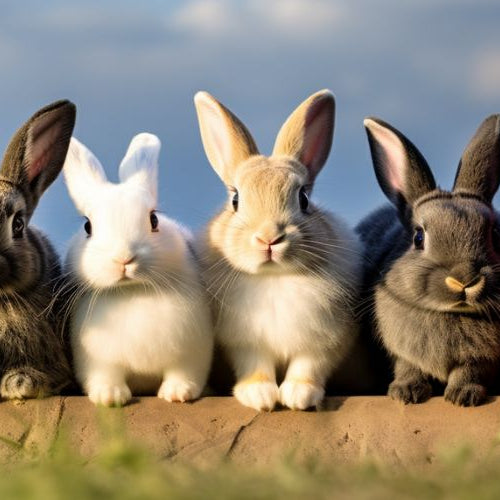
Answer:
272 90 335 182
194 91 259 185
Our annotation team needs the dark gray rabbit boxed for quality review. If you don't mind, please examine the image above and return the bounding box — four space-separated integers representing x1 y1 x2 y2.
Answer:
357 114 500 406
0 100 75 399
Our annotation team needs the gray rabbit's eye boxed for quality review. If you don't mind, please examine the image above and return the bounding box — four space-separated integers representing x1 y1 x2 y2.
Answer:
12 213 24 239
150 211 159 232
299 186 309 212
232 190 239 212
84 217 92 237
413 226 425 250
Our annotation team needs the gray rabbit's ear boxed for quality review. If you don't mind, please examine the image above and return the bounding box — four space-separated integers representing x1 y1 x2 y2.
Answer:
272 89 335 183
194 91 259 186
453 114 500 202
1 100 76 215
364 117 436 212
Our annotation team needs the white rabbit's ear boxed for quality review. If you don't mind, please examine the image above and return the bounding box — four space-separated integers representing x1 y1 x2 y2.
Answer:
118 133 160 202
272 89 335 183
194 91 259 185
63 137 108 214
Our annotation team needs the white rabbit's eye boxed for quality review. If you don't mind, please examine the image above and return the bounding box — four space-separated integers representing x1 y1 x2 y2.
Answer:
84 217 92 237
232 190 239 212
413 226 425 250
12 213 24 238
150 212 159 232
299 187 309 212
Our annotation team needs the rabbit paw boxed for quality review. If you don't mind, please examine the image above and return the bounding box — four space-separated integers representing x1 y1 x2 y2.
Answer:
234 380 279 411
388 379 432 404
0 369 49 400
279 380 324 410
158 379 201 402
444 383 487 407
88 383 132 407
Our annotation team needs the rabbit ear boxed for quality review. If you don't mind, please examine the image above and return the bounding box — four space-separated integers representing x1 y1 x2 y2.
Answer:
0 100 76 216
364 118 436 211
118 133 160 202
272 90 335 183
63 137 108 214
452 114 500 202
194 91 259 185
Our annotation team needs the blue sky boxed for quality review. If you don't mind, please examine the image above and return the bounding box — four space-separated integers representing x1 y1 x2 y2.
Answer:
0 0 499 252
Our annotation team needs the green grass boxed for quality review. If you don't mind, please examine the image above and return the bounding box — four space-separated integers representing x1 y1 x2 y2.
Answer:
2 416 500 500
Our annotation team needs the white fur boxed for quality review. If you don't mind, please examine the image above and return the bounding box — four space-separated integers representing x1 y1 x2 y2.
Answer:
63 135 213 406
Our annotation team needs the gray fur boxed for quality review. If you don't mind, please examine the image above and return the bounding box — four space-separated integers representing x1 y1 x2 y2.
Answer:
0 100 75 399
358 114 500 406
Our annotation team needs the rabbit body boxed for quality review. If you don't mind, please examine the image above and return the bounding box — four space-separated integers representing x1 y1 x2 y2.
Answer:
0 100 75 399
194 91 362 411
64 134 213 406
358 115 500 406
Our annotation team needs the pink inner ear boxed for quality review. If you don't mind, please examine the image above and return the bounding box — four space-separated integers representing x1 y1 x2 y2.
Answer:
26 120 60 182
301 98 333 178
370 123 406 193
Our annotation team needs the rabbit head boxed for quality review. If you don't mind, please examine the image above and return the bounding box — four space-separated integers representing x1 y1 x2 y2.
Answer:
194 90 337 275
64 133 188 289
364 114 500 314
0 100 75 292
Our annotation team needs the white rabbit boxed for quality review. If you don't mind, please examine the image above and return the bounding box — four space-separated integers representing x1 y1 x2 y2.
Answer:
63 133 213 406
194 90 362 411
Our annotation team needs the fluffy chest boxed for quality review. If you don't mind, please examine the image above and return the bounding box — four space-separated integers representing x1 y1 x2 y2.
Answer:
216 274 342 356
376 287 500 380
72 288 205 372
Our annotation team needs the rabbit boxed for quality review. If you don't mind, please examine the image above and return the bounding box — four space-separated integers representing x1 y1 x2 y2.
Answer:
0 99 75 399
193 90 362 411
357 113 500 407
63 133 213 407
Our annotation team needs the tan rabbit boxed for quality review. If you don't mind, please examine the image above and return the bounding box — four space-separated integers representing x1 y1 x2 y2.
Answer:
194 90 362 411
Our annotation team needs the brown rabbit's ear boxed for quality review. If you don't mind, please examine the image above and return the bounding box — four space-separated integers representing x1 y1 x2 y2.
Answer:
364 117 436 213
194 91 259 185
1 100 76 216
272 89 335 182
453 114 500 202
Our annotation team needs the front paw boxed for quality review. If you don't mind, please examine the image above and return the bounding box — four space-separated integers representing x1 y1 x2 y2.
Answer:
279 380 324 410
1 369 49 400
388 379 432 404
444 383 487 407
88 383 132 407
158 379 201 402
233 380 279 411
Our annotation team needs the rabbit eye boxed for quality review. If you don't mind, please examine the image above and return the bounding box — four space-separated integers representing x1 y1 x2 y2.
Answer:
232 190 239 212
12 213 24 238
84 217 92 237
413 226 425 250
299 187 309 212
150 212 159 232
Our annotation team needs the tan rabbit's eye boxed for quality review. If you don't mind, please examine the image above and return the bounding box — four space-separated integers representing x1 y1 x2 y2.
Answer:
12 213 24 239
232 190 239 212
150 212 159 232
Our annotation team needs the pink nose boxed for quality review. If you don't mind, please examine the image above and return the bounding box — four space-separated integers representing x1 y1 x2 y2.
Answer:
113 256 136 266
253 233 286 247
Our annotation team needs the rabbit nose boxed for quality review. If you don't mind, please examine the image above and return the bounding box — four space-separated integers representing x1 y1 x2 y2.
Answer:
253 233 286 248
445 276 465 293
464 275 486 300
113 256 136 266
